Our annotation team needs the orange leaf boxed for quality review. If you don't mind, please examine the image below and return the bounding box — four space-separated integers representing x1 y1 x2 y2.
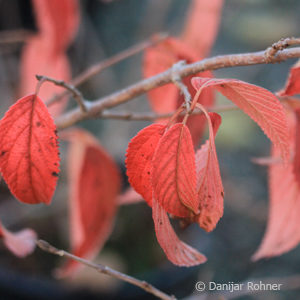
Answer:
152 197 206 266
152 123 198 217
252 110 300 260
0 222 37 258
182 0 223 58
278 59 300 96
192 77 290 162
57 129 120 277
125 124 166 206
195 112 224 232
0 94 60 204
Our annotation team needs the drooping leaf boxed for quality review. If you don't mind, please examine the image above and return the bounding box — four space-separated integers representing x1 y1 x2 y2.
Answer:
195 112 224 232
192 77 290 162
57 129 120 277
0 94 60 204
278 59 300 96
182 0 224 58
252 109 300 260
125 124 166 206
152 123 198 217
143 37 214 145
0 222 37 258
152 197 207 266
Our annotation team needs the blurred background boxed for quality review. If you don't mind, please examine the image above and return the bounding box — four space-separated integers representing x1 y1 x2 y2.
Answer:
0 0 300 299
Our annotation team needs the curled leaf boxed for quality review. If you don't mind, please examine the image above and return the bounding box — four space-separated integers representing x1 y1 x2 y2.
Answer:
194 112 223 232
192 77 290 162
152 197 207 266
0 94 60 204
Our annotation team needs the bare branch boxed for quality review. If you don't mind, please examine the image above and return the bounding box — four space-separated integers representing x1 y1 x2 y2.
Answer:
36 75 88 113
54 38 300 129
47 32 168 106
36 239 176 300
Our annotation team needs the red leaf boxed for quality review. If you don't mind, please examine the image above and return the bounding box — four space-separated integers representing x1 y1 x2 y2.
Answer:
293 108 300 186
32 0 79 54
195 112 224 232
0 222 37 258
57 129 120 277
152 197 207 266
152 123 198 217
20 37 71 118
182 0 223 58
143 38 214 145
192 77 290 162
20 0 79 118
278 59 300 96
125 124 166 206
0 94 60 204
252 110 300 260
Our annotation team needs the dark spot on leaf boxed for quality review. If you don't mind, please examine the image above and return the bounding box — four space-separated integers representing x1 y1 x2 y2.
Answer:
36 121 41 127
147 171 150 175
1 151 6 156
51 172 59 177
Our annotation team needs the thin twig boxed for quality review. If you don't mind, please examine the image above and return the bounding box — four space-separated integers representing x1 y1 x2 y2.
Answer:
54 38 300 129
47 32 168 106
36 75 88 112
36 239 176 300
171 61 192 111
265 37 300 62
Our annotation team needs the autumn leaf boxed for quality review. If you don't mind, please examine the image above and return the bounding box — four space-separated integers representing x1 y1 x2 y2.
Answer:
20 37 71 117
278 59 300 96
252 109 300 260
125 124 166 206
20 0 79 118
56 129 120 277
0 222 37 258
152 123 198 217
32 0 80 55
152 197 207 266
143 37 214 146
182 0 224 58
192 77 290 162
195 112 224 232
0 94 60 205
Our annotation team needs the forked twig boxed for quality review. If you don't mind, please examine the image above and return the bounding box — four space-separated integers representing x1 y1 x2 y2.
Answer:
36 75 88 112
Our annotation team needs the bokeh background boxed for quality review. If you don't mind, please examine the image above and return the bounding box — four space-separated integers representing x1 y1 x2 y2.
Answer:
0 0 300 299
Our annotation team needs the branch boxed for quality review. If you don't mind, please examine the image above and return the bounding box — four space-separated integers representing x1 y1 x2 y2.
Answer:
36 75 88 112
99 104 240 121
36 240 176 300
47 33 168 106
54 38 300 129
